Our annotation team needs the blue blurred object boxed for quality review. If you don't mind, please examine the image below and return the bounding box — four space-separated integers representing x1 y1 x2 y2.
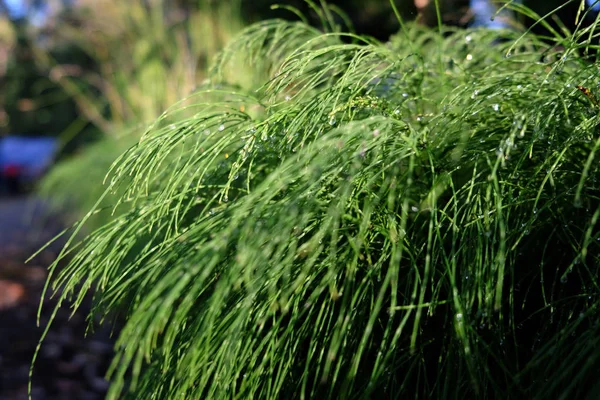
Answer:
470 0 522 29
588 0 600 12
470 0 600 30
0 136 58 193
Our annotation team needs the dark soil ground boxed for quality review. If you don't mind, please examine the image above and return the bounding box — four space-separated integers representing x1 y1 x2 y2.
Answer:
0 196 114 400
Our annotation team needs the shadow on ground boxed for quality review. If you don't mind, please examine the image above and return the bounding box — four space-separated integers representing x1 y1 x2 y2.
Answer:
0 196 113 400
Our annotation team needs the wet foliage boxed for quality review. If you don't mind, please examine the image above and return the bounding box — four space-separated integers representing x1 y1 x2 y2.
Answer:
41 5 600 399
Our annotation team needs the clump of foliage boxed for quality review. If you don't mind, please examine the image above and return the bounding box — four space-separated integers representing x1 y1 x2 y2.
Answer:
39 2 600 399
34 0 245 132
37 0 246 223
0 16 93 139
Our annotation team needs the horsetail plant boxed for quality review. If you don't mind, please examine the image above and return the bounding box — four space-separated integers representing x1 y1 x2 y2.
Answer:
36 2 600 399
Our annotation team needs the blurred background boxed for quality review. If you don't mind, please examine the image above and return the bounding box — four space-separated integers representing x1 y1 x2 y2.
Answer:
0 0 595 399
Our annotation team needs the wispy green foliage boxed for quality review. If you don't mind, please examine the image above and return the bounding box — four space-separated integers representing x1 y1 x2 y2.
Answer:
34 0 245 133
39 10 600 400
38 0 247 223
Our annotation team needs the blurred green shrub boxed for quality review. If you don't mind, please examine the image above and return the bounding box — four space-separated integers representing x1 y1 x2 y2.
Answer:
37 0 246 222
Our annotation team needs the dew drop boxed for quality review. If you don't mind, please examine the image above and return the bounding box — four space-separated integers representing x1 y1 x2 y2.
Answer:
455 313 463 322
492 104 499 112
329 117 337 126
218 124 225 131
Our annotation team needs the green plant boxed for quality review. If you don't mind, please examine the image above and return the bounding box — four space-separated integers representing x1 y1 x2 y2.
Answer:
34 0 244 133
38 3 600 399
37 0 247 222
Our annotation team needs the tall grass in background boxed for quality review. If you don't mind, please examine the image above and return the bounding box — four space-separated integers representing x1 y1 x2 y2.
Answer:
38 1 600 398
38 0 245 224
